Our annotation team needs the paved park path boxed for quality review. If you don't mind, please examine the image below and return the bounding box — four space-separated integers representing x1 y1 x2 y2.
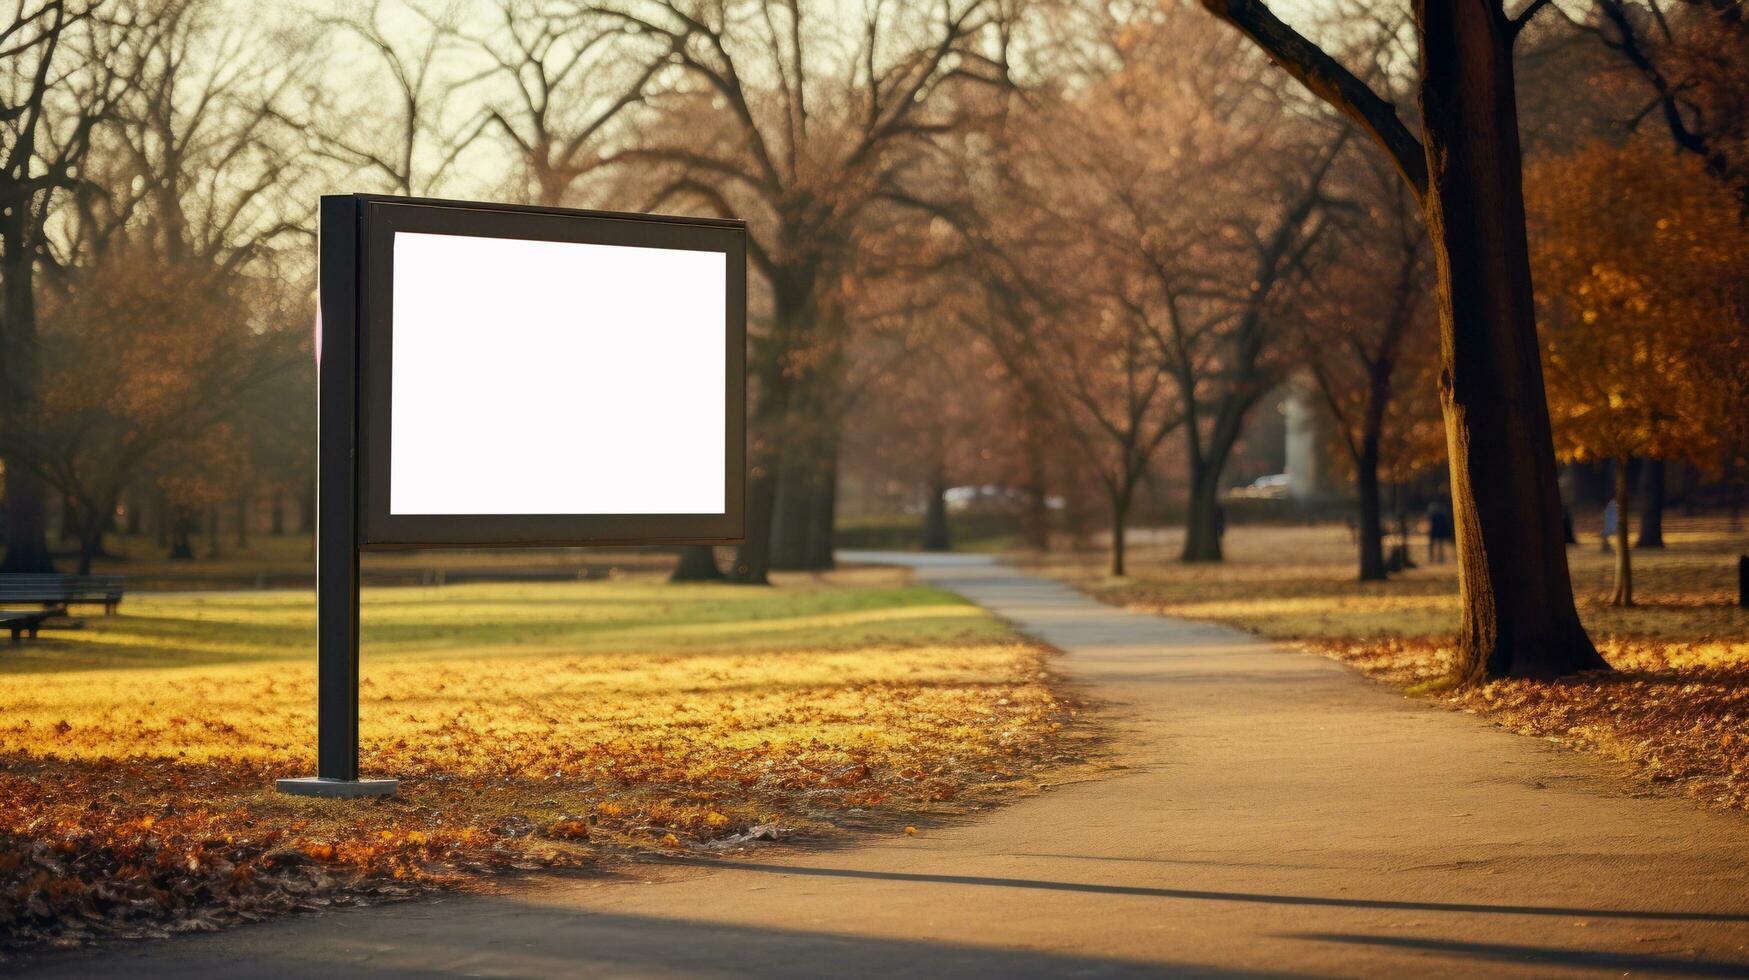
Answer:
26 554 1749 978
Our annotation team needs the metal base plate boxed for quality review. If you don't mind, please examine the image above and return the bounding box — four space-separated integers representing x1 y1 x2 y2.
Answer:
276 776 399 798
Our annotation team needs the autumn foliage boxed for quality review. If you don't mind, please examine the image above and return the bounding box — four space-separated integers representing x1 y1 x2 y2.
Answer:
1 576 1090 952
1527 140 1749 604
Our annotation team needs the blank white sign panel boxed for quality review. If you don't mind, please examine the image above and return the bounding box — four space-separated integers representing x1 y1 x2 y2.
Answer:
389 232 727 515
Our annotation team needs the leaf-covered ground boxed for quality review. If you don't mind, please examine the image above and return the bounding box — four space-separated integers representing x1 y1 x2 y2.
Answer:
1 568 1092 953
1040 518 1749 809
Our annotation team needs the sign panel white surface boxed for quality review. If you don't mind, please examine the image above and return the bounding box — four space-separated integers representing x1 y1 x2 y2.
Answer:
388 231 728 516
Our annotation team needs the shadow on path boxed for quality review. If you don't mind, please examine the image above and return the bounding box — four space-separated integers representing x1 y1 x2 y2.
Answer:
1289 932 1749 977
657 858 1749 924
22 905 1280 980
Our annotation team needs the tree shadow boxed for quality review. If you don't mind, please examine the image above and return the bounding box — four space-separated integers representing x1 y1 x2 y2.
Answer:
1287 932 1749 977
653 858 1749 923
17 904 1280 979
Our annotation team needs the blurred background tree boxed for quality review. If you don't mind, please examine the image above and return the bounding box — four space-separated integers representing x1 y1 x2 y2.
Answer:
1528 138 1749 606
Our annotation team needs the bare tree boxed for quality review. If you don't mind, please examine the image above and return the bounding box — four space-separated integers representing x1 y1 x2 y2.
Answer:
590 0 1013 582
0 0 128 572
469 0 662 206
5 0 315 568
300 0 482 197
1019 10 1342 563
1289 149 1440 581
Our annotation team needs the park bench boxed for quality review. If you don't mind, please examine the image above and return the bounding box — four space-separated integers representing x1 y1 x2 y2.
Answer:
0 609 56 643
0 574 125 615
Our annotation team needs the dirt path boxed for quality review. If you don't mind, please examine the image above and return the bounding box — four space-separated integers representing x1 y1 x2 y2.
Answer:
24 554 1749 978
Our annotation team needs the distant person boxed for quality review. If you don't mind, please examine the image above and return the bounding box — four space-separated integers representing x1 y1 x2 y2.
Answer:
1426 499 1452 564
1562 506 1577 545
1602 498 1618 553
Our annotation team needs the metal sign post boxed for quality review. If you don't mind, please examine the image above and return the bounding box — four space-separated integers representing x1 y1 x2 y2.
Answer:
279 197 395 797
276 194 746 799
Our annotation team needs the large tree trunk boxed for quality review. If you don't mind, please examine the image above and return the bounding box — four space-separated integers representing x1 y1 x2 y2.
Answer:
769 453 836 571
731 360 789 584
733 462 779 584
0 210 55 574
805 453 838 568
0 468 55 573
1636 458 1665 549
731 280 818 585
767 341 841 573
922 466 950 552
1418 2 1606 681
1610 457 1634 607
670 545 725 582
1181 459 1224 563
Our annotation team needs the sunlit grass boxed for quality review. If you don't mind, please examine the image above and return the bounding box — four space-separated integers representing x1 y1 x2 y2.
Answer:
1 573 1087 949
8 576 1003 673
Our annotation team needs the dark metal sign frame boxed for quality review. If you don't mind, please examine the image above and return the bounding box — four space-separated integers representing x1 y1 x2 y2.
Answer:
279 194 747 797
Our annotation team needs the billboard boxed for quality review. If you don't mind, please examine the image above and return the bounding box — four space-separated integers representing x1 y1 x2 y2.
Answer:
281 195 747 797
349 195 746 547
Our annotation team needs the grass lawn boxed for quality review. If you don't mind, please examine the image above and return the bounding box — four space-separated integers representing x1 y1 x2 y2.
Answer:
81 533 678 590
1034 517 1749 810
1 568 1088 952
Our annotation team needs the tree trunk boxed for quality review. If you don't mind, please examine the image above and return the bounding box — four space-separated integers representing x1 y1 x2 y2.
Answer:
1355 451 1387 582
75 507 106 576
1354 360 1393 581
733 464 778 584
271 492 285 535
770 457 836 571
670 545 725 582
168 509 195 560
1021 394 1054 551
806 453 838 569
1181 460 1224 563
1417 2 1606 681
767 353 841 572
922 467 950 552
235 495 249 549
1109 483 1133 577
0 467 55 573
1636 458 1665 549
731 283 815 585
0 207 55 574
1610 457 1634 606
